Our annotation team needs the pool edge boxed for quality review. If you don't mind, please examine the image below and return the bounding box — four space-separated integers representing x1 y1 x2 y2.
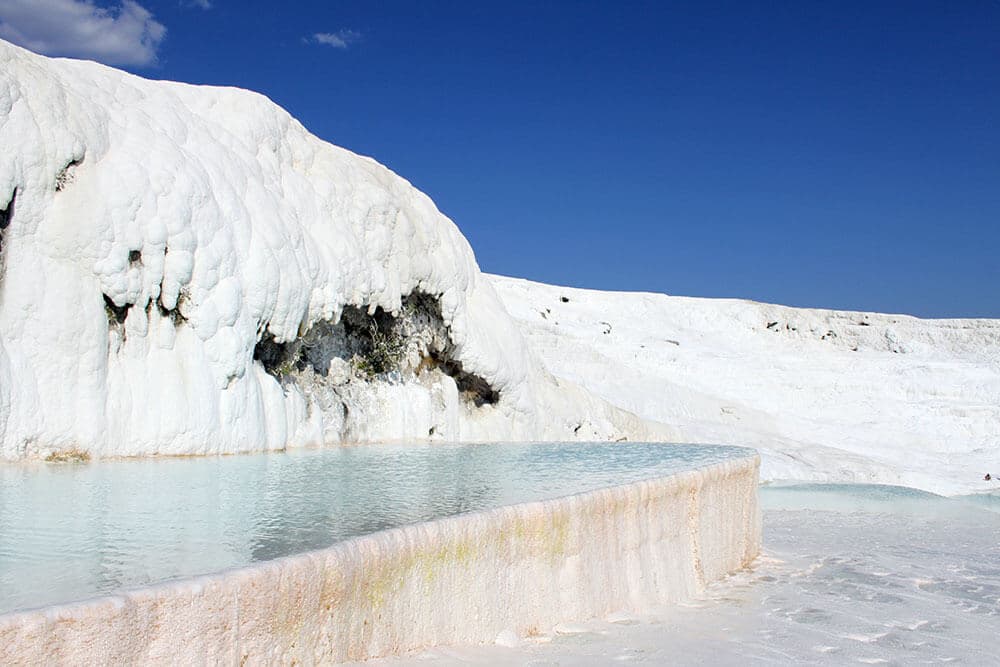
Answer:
0 453 761 663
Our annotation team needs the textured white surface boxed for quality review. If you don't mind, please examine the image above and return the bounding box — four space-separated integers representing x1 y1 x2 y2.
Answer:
1 38 995 495
0 39 659 459
364 484 1000 667
491 276 1000 495
0 455 760 664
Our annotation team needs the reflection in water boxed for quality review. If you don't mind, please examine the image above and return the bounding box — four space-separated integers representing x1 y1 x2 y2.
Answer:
0 441 747 614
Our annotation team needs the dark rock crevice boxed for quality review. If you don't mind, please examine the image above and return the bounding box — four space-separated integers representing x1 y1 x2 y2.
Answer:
0 189 14 256
437 357 499 406
153 298 186 326
55 158 83 192
253 290 500 407
102 244 191 348
253 331 295 376
103 294 130 327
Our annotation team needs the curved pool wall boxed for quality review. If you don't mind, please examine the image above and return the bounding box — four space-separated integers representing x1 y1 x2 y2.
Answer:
0 442 753 613
0 446 760 663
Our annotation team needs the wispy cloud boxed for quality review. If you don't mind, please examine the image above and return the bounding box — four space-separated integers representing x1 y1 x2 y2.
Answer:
309 29 361 50
0 0 166 67
183 0 212 9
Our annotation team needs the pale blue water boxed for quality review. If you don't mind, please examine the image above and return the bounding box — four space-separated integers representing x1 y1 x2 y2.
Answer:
0 441 749 615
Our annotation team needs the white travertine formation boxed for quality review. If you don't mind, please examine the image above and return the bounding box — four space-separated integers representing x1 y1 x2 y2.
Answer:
3 39 993 496
0 455 760 664
0 39 663 459
492 275 1000 495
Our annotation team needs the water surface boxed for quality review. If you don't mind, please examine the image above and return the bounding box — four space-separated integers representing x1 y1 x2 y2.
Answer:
0 441 748 614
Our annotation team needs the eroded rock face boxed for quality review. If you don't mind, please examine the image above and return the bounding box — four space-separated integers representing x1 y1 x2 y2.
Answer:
252 291 499 443
0 39 659 459
0 39 535 458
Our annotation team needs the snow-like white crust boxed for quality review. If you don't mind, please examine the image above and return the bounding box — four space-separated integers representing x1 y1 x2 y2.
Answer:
491 275 1000 495
0 40 660 458
4 39 993 495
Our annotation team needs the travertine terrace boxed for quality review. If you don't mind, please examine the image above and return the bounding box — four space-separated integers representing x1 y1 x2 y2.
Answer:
0 455 760 664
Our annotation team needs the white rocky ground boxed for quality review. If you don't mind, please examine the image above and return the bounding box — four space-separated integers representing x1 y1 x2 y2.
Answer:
492 276 1000 495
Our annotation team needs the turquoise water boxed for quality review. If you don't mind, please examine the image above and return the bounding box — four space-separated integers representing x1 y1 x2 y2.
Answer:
0 441 749 615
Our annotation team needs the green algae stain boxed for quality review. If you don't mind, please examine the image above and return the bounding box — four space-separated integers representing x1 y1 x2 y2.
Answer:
419 538 476 585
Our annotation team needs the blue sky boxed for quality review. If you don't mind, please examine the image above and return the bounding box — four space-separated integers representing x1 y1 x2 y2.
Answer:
1 1 997 317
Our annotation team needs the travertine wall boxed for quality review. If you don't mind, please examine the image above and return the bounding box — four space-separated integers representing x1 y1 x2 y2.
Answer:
0 455 760 664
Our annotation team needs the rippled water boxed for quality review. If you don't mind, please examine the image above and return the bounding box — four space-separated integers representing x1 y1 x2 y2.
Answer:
0 441 748 615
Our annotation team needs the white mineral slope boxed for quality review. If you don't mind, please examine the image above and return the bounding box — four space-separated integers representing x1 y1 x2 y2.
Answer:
490 275 1000 496
0 40 663 459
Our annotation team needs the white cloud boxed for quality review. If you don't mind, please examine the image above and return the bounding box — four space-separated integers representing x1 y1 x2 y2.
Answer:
310 29 361 49
184 0 211 8
0 0 166 66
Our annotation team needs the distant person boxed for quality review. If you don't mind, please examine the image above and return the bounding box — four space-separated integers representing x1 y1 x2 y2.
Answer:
986 473 992 481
